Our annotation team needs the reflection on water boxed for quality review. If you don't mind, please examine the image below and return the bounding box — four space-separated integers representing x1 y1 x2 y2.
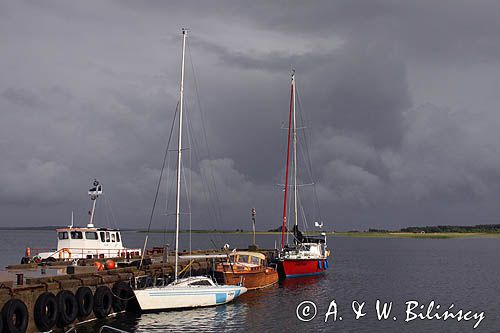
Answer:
76 299 251 332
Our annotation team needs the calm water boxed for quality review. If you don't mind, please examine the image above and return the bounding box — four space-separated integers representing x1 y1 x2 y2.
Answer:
2 230 499 332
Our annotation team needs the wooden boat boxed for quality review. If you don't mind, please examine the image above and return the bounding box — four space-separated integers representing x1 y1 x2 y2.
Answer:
215 251 278 290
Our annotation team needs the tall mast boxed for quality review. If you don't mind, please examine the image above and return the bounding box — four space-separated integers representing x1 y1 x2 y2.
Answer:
174 28 187 282
292 72 298 230
281 71 294 249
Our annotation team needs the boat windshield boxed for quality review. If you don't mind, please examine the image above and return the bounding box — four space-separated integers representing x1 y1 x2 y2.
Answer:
189 280 213 286
85 232 98 240
71 231 83 239
238 255 249 263
58 231 68 240
250 256 260 265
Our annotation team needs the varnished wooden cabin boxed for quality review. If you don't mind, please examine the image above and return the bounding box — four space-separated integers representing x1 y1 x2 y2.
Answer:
215 251 278 290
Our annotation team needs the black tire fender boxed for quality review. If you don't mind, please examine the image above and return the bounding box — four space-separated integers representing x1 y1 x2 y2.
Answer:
93 286 113 319
56 290 78 327
34 292 58 331
112 281 132 312
75 286 94 319
2 299 29 333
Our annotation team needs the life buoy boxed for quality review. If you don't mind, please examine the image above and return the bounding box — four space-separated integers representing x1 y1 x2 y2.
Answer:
34 292 58 331
75 286 94 319
112 281 133 312
59 248 72 259
56 290 78 327
2 298 28 333
93 286 113 319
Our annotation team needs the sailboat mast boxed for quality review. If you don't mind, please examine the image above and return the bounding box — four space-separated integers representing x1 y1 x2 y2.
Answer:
281 72 294 249
174 28 187 282
292 72 298 230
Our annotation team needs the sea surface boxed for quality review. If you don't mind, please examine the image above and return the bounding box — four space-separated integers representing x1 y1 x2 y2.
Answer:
1 230 499 332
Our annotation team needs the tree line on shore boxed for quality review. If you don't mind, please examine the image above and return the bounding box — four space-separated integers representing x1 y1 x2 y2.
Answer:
368 224 500 233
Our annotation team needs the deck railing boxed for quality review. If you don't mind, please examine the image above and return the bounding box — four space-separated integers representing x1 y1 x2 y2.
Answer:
30 247 142 260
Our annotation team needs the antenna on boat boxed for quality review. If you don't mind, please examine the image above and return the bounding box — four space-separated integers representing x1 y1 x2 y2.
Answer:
88 179 103 228
69 211 74 228
251 207 256 246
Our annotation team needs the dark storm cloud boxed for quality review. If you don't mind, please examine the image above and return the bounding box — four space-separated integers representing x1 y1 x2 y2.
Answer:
2 0 500 231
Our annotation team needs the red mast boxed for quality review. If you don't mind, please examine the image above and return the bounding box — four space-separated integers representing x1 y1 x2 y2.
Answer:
281 73 294 249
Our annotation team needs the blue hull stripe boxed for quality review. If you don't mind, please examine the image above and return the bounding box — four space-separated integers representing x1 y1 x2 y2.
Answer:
286 271 325 278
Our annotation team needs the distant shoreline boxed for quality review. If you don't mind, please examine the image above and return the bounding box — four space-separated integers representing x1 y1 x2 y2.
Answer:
2 227 500 239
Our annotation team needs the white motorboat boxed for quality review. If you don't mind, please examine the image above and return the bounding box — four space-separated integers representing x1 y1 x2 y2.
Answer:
26 179 141 263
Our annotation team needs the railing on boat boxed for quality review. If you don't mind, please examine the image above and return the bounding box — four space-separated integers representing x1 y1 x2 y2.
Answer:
31 247 142 260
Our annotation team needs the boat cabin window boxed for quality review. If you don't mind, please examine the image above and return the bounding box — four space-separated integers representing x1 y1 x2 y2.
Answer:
189 280 212 286
250 256 260 265
116 232 120 242
238 255 249 263
71 231 83 239
105 232 110 242
58 231 68 240
85 232 98 240
100 232 105 242
111 233 116 242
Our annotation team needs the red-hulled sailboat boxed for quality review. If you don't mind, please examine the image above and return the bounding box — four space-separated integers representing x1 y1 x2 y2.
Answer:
277 71 330 279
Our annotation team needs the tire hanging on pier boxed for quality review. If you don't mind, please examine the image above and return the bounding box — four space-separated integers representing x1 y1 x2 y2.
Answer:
34 292 58 331
75 286 94 319
2 298 28 333
112 281 132 312
93 286 113 318
56 290 78 327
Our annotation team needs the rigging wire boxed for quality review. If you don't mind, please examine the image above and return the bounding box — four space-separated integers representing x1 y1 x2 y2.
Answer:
187 42 225 232
103 190 119 230
296 86 324 225
139 101 179 270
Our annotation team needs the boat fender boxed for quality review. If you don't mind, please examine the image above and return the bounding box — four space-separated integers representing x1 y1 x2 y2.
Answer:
93 286 113 318
75 286 94 319
324 260 329 269
19 257 30 265
112 281 133 312
318 260 323 270
34 292 58 331
56 290 78 327
2 299 29 333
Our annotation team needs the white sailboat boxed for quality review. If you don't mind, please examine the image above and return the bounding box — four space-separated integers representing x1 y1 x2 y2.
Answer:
133 29 247 311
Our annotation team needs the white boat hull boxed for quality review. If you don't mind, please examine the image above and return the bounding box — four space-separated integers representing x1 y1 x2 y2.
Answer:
134 285 246 311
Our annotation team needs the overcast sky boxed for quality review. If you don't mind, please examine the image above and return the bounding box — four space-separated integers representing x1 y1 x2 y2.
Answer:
2 1 500 232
